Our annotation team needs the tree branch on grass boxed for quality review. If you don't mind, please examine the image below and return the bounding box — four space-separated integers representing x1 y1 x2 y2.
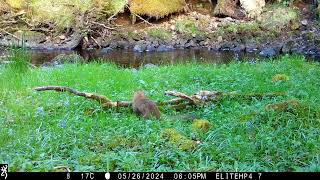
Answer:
33 86 284 110
33 86 131 108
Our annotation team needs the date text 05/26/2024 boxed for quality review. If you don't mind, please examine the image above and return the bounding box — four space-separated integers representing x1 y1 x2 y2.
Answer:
115 172 258 180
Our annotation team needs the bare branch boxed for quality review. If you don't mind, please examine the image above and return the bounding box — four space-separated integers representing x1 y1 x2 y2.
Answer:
33 86 284 111
90 21 116 30
165 91 196 104
34 86 111 104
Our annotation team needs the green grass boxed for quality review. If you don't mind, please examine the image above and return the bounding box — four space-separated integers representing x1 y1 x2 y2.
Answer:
146 28 172 41
175 18 204 37
217 22 264 42
0 55 320 172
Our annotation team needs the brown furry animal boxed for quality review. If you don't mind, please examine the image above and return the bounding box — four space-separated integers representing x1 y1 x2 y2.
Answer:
132 91 161 119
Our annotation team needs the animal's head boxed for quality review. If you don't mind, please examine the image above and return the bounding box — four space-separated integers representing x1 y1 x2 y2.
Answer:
133 91 145 100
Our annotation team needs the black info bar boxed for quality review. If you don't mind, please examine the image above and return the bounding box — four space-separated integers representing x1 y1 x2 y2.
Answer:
0 172 319 180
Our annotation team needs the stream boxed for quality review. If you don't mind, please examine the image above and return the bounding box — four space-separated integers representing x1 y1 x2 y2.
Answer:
0 48 318 68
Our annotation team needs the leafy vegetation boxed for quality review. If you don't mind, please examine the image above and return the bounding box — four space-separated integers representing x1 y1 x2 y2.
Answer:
5 47 30 72
0 54 320 171
217 22 262 39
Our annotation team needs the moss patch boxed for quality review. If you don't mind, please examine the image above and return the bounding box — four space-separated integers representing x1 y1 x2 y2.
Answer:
272 74 290 82
192 119 211 133
161 128 197 151
106 135 140 150
265 99 300 113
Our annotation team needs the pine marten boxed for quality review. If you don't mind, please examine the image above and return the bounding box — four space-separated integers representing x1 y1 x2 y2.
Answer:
132 91 161 119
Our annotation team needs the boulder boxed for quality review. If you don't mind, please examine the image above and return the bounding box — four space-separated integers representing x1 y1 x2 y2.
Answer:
133 42 147 52
213 0 246 19
259 48 277 58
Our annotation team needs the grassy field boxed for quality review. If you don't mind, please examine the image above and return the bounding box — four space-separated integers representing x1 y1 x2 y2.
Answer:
0 54 320 172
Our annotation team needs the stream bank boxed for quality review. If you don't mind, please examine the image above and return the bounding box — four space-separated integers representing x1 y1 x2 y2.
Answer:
1 2 320 61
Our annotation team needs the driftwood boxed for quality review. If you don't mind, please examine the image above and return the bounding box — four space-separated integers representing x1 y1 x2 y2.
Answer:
33 86 284 109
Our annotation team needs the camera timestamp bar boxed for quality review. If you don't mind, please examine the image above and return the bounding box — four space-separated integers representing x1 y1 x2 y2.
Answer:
2 172 320 180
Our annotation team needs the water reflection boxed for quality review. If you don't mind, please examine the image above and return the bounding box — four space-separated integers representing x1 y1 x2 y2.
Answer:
1 48 262 68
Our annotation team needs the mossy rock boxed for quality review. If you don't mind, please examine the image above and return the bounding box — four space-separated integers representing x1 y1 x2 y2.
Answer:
192 119 211 133
129 0 186 19
265 100 300 113
272 74 289 82
161 128 197 151
213 0 246 19
258 6 298 30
